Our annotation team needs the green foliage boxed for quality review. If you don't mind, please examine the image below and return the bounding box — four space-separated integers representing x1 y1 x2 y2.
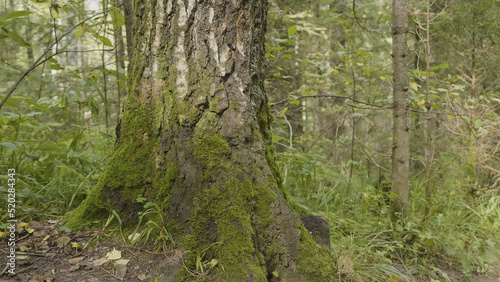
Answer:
278 145 499 279
0 99 112 220
128 197 173 250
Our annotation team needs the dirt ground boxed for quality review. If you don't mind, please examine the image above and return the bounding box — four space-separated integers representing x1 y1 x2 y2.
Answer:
0 220 499 281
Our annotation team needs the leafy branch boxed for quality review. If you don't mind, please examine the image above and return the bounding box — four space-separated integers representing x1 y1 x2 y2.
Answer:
0 5 121 110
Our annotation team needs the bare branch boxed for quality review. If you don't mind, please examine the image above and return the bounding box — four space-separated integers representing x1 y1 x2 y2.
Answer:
271 94 386 108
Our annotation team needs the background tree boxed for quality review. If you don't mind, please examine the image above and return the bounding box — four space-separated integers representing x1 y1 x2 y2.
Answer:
391 0 410 219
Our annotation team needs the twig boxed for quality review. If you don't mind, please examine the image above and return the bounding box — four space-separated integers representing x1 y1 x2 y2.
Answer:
271 94 385 108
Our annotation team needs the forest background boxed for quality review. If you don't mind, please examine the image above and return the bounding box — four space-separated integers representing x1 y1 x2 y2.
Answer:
0 0 499 280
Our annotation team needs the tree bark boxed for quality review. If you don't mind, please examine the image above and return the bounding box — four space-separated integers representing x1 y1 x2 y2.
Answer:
391 0 409 220
66 0 335 280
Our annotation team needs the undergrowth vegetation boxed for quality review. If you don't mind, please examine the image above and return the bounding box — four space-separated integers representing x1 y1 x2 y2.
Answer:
276 144 500 280
0 99 112 220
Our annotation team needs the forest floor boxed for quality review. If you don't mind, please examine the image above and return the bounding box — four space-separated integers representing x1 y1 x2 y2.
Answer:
0 220 499 282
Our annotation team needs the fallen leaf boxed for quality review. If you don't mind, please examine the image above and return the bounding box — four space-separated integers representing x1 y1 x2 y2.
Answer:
18 222 29 227
93 257 110 267
105 248 121 260
57 236 71 248
128 233 140 242
116 259 129 265
17 254 28 260
68 256 84 264
34 230 49 238
115 264 127 280
25 227 35 233
70 242 82 250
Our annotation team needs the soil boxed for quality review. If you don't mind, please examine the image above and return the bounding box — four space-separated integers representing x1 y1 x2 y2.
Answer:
0 220 185 282
0 220 499 281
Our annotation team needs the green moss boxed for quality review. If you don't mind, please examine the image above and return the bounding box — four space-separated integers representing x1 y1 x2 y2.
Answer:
174 160 276 281
64 181 106 230
194 133 230 173
65 104 169 230
258 102 287 198
297 227 336 281
156 163 178 202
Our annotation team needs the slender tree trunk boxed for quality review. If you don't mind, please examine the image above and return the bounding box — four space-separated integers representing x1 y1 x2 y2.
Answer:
423 0 434 218
66 1 335 280
123 0 134 58
113 0 125 116
467 31 478 200
391 0 409 220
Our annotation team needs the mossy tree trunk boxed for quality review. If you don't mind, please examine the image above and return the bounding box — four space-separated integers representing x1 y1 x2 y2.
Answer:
67 0 335 280
390 0 410 220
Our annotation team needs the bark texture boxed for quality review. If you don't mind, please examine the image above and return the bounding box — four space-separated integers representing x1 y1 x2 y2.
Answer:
391 0 409 219
66 0 335 280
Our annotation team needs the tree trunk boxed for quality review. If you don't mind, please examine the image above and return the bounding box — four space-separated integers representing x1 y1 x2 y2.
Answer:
66 0 335 280
391 0 409 220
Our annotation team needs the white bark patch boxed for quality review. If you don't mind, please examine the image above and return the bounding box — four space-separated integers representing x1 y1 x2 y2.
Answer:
208 6 228 76
187 0 195 15
209 7 214 24
219 45 230 73
177 0 187 27
175 31 189 98
233 73 245 98
208 31 222 75
167 0 172 14
151 0 165 79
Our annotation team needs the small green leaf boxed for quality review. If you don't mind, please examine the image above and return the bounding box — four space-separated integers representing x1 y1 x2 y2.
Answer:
409 81 418 92
289 98 300 106
49 63 64 70
59 226 72 233
272 135 285 143
280 107 288 117
99 35 113 47
0 34 9 40
110 9 125 28
1 28 31 47
44 162 55 179
0 142 17 151
4 11 33 21
288 25 297 37
75 24 84 40
50 7 61 19
272 271 279 277
474 119 482 128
